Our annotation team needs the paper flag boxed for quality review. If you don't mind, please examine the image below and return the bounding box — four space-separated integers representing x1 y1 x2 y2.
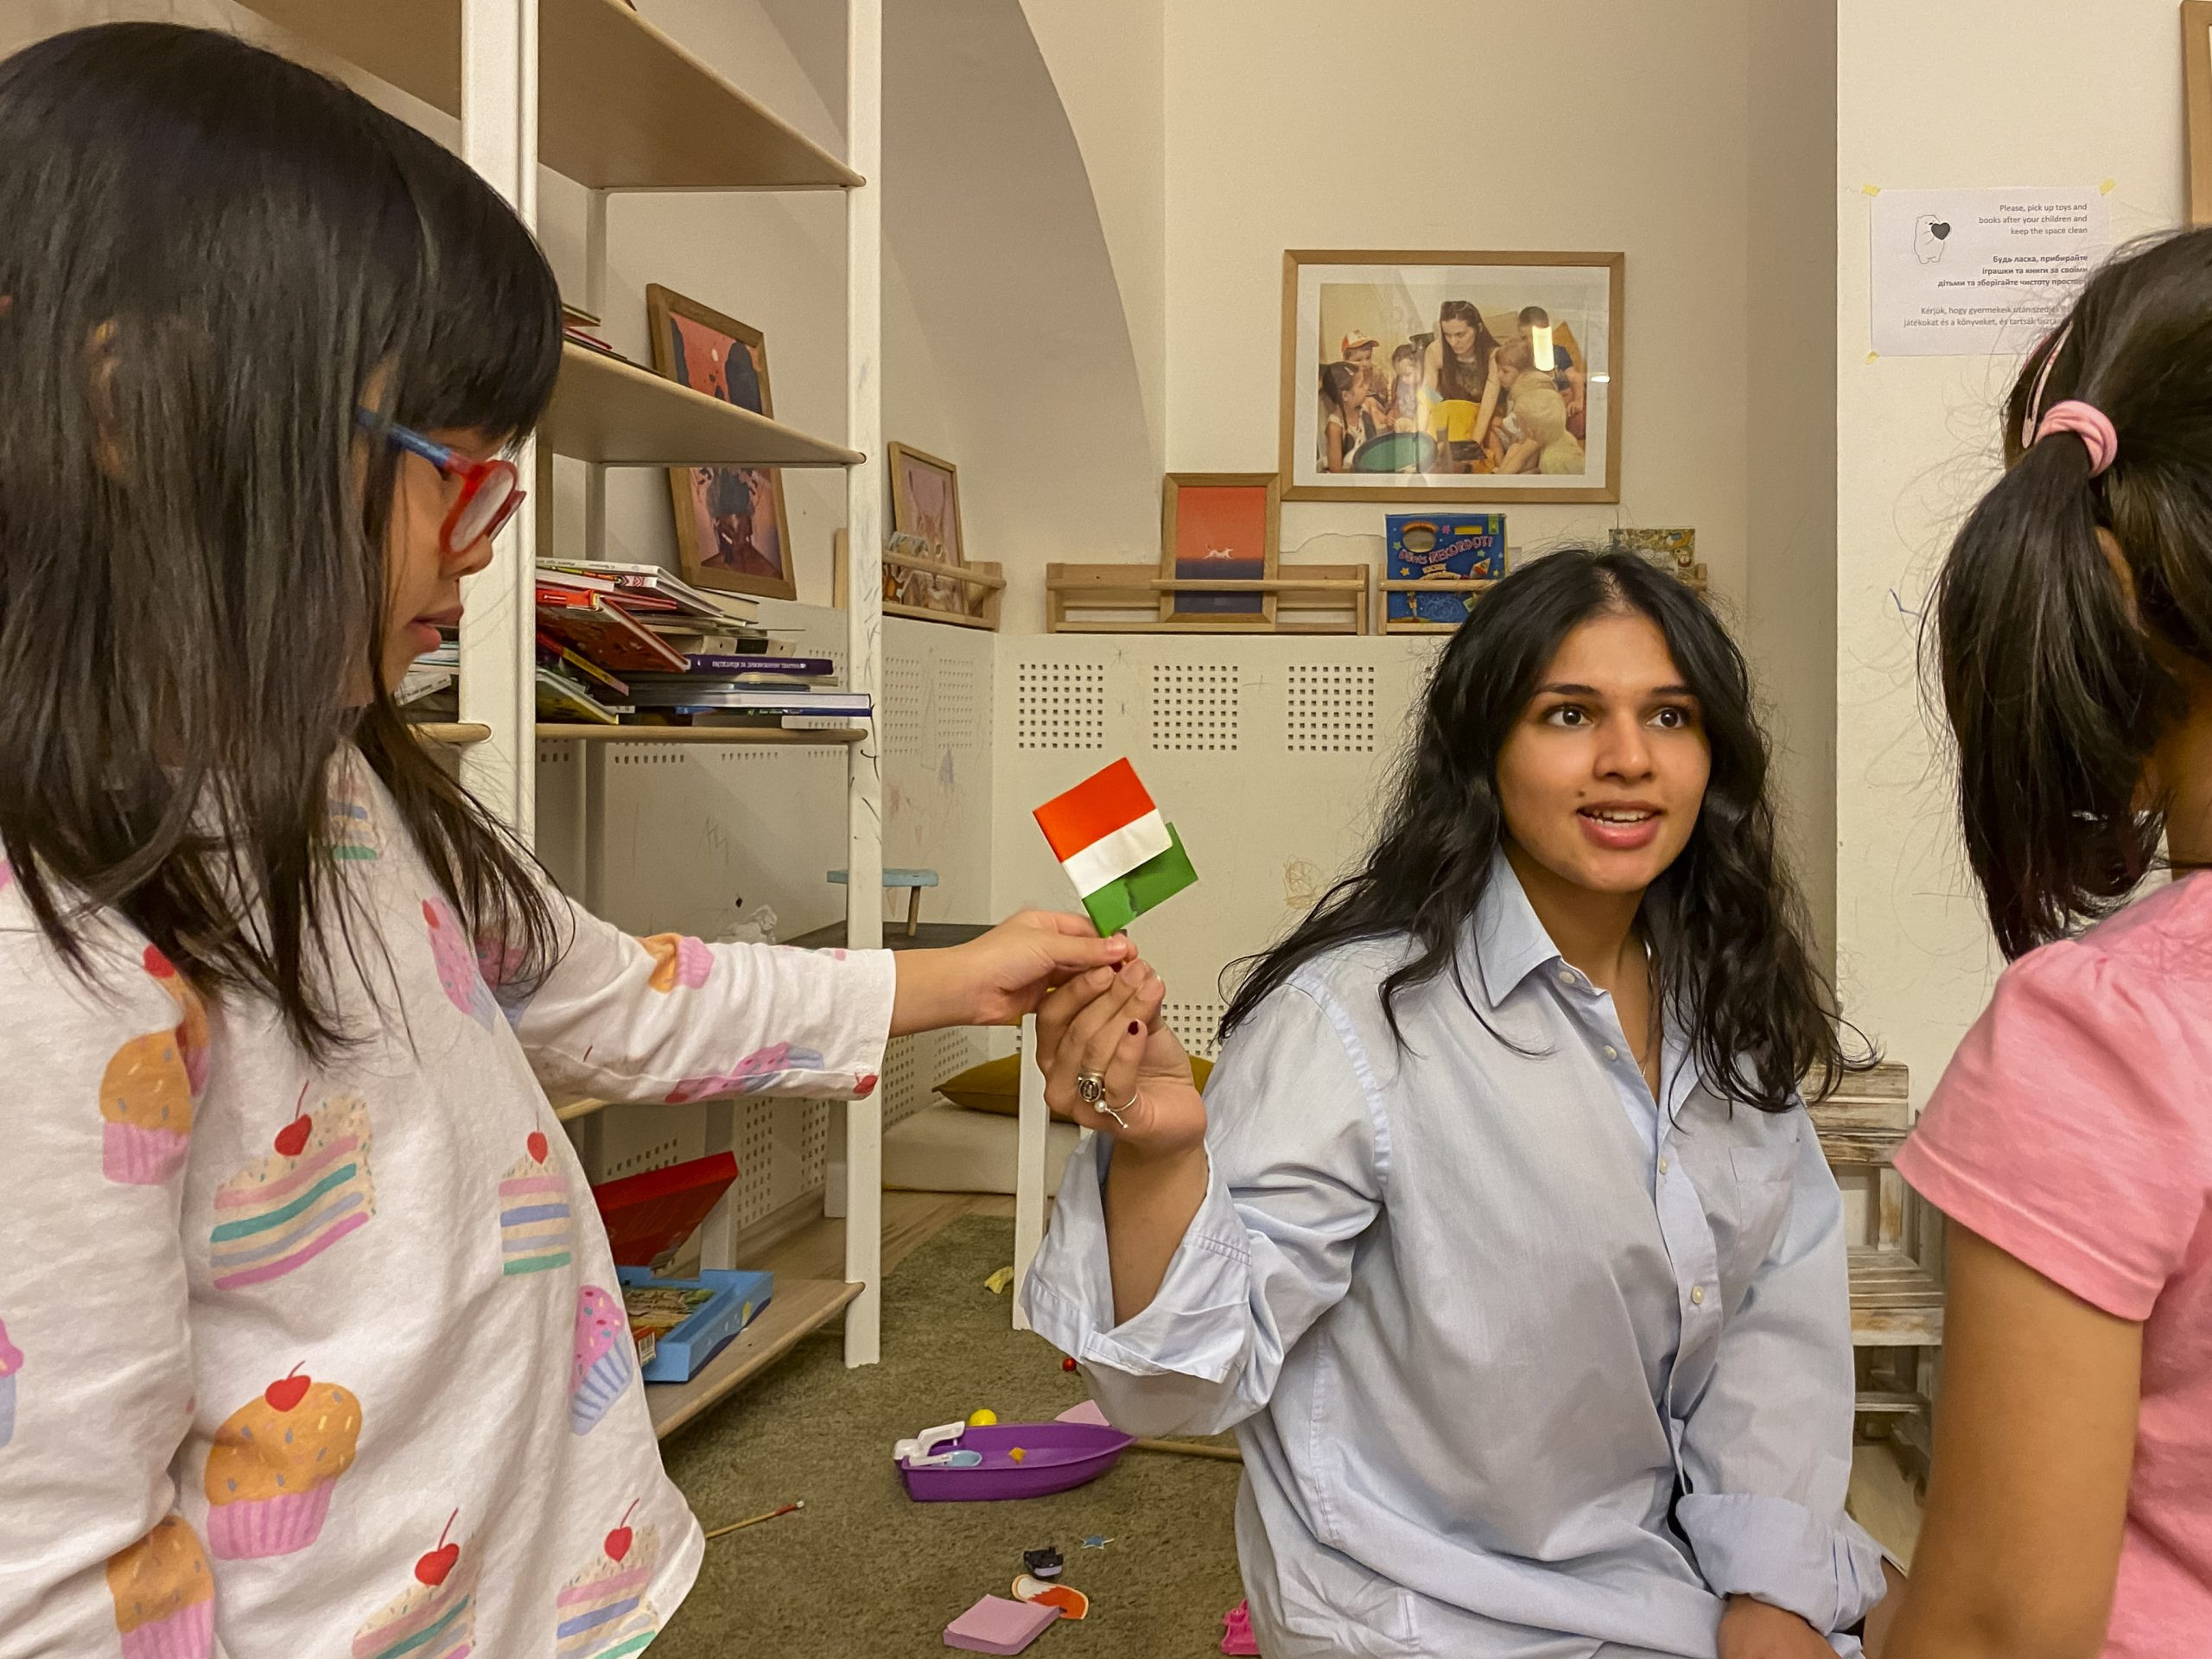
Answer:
1033 759 1198 935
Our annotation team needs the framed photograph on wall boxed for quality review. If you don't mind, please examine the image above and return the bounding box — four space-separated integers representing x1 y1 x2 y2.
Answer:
1160 472 1281 622
887 442 969 616
1279 248 1623 504
645 283 797 601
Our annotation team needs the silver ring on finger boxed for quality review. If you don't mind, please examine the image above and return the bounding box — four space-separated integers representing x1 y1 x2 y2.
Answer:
1098 1089 1138 1130
1074 1071 1108 1107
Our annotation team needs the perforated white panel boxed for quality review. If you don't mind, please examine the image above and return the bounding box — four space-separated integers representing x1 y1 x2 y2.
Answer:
1016 662 1106 750
1287 664 1377 753
1164 1000 1227 1061
884 653 926 760
1151 664 1240 752
882 1026 988 1131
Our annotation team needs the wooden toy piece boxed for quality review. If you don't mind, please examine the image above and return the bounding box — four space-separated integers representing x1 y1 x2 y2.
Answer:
827 866 938 936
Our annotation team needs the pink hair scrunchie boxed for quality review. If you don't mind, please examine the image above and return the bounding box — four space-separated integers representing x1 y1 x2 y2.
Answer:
2034 399 2118 477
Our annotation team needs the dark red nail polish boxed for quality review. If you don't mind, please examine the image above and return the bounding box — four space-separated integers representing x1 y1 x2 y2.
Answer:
1111 963 1123 973
1128 1022 1141 1036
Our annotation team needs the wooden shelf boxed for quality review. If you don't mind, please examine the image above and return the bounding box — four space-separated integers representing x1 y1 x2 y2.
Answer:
540 345 861 467
238 0 861 190
409 721 492 745
649 1277 863 1438
537 722 865 744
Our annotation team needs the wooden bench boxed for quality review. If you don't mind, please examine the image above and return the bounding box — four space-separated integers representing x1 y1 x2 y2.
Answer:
1811 1062 1942 1476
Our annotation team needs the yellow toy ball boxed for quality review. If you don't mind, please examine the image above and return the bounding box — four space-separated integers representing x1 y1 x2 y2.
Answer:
966 1408 997 1427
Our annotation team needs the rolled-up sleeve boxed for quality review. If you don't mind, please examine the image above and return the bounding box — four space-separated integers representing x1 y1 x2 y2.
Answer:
1020 974 1385 1439
1675 1112 1886 1634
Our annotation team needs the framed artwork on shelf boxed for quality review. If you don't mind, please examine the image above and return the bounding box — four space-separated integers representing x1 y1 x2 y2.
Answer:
887 442 969 617
1279 248 1623 505
2188 3 2212 226
1160 472 1281 623
645 283 796 601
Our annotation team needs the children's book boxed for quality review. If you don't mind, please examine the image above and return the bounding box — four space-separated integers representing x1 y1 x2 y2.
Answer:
1386 513 1507 625
536 592 690 673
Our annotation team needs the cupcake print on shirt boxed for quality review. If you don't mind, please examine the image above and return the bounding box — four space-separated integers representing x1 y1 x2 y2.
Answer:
100 946 211 1185
569 1286 634 1434
210 1088 375 1289
105 1516 214 1659
499 1131 575 1277
664 1043 825 1104
353 1511 477 1659
143 946 212 1097
202 1367 362 1558
0 1317 19 1450
556 1506 661 1658
637 932 712 994
423 897 499 1032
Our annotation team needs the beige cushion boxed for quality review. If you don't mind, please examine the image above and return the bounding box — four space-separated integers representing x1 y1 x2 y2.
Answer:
935 1052 1215 1116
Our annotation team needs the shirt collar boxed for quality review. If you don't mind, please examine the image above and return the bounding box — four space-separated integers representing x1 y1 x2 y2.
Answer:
1470 849 1566 1007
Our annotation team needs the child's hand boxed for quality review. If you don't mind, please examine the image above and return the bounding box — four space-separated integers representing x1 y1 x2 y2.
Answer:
888 911 1132 1034
1716 1598 1834 1659
1038 958 1207 1155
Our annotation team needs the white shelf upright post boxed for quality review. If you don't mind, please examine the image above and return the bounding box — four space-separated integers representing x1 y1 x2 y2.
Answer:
841 0 887 1367
457 0 540 836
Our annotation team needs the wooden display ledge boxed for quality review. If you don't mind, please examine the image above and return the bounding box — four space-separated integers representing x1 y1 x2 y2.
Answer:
408 721 492 745
541 344 861 468
536 723 866 744
834 531 1004 631
236 0 861 192
1046 563 1370 635
1379 565 1709 634
785 921 995 954
648 1277 864 1439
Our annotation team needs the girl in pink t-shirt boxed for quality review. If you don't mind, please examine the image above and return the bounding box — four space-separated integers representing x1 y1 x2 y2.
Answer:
1887 231 2212 1658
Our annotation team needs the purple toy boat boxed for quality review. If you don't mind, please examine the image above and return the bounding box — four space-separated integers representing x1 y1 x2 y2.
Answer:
896 1421 1134 1502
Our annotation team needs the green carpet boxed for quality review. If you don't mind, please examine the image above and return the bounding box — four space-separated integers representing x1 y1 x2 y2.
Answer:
656 1216 1247 1657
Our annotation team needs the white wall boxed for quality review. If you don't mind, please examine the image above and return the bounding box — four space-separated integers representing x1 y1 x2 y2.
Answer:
1159 0 1757 608
1833 0 2183 1093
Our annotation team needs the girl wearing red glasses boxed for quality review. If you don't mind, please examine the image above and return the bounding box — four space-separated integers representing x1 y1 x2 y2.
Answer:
0 22 1122 1658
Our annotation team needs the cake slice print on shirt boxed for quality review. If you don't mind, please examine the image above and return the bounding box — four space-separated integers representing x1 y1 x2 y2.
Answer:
202 1366 362 1558
0 1316 20 1451
664 1042 825 1103
105 1515 215 1659
569 1285 634 1434
327 779 379 861
637 932 713 994
423 896 500 1032
499 1130 575 1277
352 1511 477 1659
209 1086 375 1289
556 1505 661 1658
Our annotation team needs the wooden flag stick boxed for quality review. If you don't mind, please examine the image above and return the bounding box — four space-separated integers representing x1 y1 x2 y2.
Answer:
704 1500 804 1541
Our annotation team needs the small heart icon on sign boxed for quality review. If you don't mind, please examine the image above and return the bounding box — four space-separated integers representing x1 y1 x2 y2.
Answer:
1929 220 1951 240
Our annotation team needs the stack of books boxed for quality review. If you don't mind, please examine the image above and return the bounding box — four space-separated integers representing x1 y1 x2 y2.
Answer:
532 560 868 730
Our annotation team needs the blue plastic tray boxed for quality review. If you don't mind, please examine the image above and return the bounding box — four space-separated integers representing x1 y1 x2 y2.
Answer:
618 1266 773 1383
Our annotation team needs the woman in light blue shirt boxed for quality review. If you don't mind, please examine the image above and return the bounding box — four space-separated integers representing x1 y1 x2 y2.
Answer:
1023 548 1886 1658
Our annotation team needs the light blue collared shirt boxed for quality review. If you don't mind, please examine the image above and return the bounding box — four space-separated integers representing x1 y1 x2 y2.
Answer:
1023 856 1883 1658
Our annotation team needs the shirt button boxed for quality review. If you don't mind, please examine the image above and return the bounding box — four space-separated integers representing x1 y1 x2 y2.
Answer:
1557 968 1577 986
1604 1045 1619 1060
1690 1284 1706 1306
1657 1156 1669 1174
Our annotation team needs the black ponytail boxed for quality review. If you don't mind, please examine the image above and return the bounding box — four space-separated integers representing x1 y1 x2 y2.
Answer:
1934 228 2212 957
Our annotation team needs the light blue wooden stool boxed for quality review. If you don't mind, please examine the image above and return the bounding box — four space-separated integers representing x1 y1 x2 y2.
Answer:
828 867 939 936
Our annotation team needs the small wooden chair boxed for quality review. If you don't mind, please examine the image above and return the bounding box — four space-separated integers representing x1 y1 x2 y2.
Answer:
827 867 938 937
1810 1062 1942 1483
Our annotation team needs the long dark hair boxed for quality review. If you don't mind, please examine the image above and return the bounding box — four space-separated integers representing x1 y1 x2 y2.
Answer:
1931 229 2212 959
0 23 567 1054
1433 299 1502 402
1223 548 1858 1112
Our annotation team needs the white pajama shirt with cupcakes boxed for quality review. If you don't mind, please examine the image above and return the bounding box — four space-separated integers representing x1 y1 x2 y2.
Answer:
0 753 893 1659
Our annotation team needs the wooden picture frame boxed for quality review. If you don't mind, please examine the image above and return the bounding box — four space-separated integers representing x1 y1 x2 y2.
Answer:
1160 472 1281 624
886 442 969 617
1279 248 1624 505
644 283 797 601
2189 3 2212 226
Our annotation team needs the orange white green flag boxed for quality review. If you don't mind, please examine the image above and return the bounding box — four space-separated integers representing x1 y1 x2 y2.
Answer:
1033 759 1198 936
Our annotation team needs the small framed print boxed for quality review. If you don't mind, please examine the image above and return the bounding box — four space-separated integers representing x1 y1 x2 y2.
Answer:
645 283 796 601
1280 248 1623 504
1160 473 1280 623
887 442 970 617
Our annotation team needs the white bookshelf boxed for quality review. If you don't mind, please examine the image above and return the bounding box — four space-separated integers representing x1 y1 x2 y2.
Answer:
245 0 891 1392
